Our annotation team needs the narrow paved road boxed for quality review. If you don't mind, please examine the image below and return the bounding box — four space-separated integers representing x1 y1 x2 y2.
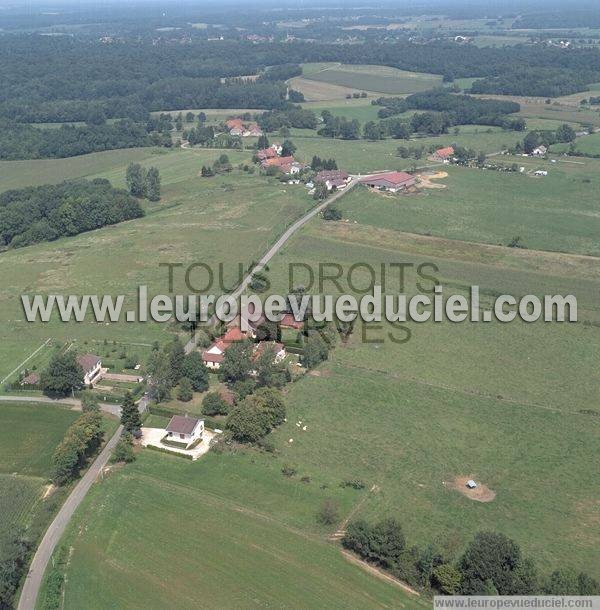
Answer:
184 180 357 353
17 424 123 610
0 394 121 416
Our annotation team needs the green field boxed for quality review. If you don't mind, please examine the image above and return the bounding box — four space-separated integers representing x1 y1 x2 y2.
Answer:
301 64 443 95
334 162 600 255
42 451 423 609
552 131 600 156
0 402 79 547
0 147 315 380
291 130 522 173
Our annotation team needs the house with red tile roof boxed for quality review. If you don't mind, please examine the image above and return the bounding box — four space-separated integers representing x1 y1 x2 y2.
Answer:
432 146 454 161
280 313 304 331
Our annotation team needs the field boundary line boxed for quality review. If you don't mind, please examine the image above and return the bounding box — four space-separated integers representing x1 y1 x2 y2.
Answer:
0 338 51 385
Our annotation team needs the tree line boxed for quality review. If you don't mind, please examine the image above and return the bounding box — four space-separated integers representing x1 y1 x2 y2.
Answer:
342 522 599 596
0 179 144 249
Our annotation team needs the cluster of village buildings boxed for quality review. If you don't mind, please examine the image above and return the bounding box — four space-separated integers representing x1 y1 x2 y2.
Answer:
202 312 303 369
225 118 263 137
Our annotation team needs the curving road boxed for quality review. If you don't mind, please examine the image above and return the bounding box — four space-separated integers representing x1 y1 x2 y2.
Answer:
185 179 357 353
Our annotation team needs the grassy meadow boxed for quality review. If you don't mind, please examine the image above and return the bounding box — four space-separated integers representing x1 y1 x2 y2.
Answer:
334 161 600 256
0 147 315 380
257 205 600 573
41 451 424 610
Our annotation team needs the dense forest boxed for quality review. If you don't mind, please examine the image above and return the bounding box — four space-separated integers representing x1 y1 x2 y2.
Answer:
0 179 144 248
2 35 600 124
0 120 171 160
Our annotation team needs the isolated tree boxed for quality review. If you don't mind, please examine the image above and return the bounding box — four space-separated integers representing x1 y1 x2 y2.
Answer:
120 391 141 433
226 401 270 443
202 391 230 416
126 163 147 197
41 351 84 397
146 167 161 201
182 351 209 392
323 205 342 221
185 111 195 122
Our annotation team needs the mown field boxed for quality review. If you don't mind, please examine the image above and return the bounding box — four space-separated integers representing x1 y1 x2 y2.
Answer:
40 451 424 610
552 131 600 156
300 64 443 95
0 146 314 380
334 160 600 256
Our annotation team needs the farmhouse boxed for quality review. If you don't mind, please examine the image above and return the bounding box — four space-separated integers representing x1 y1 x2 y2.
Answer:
243 123 263 137
202 325 253 369
432 146 454 161
314 169 351 190
256 147 278 161
165 415 204 448
532 145 547 157
77 354 102 385
261 156 305 175
359 171 416 192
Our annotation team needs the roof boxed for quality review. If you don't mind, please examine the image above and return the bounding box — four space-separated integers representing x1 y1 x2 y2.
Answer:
360 171 415 187
226 118 244 129
252 341 285 360
222 327 246 344
202 351 224 364
77 354 101 373
280 313 304 330
166 415 201 435
257 147 278 160
314 170 349 183
261 155 295 168
435 146 454 158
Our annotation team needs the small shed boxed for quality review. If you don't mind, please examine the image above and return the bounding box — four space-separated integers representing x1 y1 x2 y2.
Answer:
466 479 478 489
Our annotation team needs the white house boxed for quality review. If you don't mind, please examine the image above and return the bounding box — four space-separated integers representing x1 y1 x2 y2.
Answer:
202 340 226 369
165 415 204 448
77 354 102 386
532 145 547 157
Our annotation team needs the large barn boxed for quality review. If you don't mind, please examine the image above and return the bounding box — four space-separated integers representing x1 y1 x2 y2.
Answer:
359 171 416 192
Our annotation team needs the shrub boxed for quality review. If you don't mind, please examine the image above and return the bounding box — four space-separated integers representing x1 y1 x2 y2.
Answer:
432 564 463 594
177 377 194 402
316 499 339 525
202 391 230 416
111 433 135 463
